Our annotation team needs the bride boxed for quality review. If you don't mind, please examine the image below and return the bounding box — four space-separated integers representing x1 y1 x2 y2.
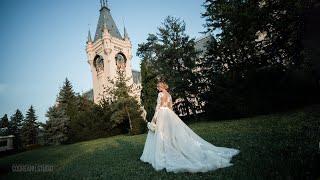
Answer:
140 81 240 173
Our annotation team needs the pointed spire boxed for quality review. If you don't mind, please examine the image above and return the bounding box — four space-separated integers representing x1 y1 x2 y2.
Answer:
94 0 122 41
100 0 109 10
87 29 92 43
102 14 108 31
124 26 129 39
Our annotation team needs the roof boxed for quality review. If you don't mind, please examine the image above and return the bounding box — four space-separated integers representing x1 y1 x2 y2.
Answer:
132 70 141 84
82 89 94 101
195 34 212 55
94 6 122 41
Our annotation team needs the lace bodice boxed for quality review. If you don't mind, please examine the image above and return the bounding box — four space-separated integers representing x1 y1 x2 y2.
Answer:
152 92 173 122
156 92 173 110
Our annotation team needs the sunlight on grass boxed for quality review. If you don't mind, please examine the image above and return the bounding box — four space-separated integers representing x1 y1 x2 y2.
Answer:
0 106 319 179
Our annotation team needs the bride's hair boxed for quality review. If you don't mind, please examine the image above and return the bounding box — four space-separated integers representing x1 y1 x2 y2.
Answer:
158 81 169 91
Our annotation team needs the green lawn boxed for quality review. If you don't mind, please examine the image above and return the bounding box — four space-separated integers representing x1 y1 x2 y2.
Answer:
0 106 319 180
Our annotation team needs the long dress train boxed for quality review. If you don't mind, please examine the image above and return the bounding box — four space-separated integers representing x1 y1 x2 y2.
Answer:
140 92 240 173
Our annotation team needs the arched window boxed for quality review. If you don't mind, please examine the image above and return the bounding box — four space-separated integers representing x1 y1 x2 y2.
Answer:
93 55 104 73
115 53 126 70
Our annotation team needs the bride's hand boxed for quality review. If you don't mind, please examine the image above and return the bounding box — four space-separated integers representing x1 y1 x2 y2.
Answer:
151 118 156 124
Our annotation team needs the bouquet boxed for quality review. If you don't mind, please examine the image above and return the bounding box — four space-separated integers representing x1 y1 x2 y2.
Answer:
147 121 156 132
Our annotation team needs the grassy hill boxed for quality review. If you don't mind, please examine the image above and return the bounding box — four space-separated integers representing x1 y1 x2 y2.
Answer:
0 106 319 179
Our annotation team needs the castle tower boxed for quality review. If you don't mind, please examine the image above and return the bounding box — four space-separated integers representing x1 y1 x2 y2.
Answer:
86 0 141 104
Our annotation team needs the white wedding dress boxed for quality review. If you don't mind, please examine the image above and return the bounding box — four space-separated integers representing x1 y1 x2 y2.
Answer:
140 92 240 173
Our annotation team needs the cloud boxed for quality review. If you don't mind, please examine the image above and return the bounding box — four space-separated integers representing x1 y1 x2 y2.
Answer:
0 83 8 93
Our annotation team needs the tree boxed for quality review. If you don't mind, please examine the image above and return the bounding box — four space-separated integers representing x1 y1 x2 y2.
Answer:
200 0 318 117
44 77 121 144
21 105 39 145
56 78 78 117
0 114 9 128
137 16 201 117
8 109 24 150
76 94 94 112
0 114 9 135
103 69 146 135
139 58 158 122
55 78 78 143
137 34 160 122
44 106 70 145
70 94 113 142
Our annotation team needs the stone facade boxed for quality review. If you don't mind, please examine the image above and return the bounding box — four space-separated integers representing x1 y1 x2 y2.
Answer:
86 1 141 104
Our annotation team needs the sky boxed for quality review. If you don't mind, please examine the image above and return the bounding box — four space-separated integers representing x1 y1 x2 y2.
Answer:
0 0 206 123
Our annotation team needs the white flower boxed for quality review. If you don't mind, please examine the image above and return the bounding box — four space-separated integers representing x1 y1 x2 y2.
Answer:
255 31 267 42
147 122 156 132
258 1 266 8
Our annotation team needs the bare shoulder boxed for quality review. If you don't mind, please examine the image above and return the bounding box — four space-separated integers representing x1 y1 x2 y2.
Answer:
162 91 171 98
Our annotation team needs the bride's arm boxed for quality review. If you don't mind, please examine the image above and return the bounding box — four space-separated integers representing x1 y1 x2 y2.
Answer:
169 95 173 110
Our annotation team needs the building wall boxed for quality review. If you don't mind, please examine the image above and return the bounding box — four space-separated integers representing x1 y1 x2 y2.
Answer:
86 29 141 104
